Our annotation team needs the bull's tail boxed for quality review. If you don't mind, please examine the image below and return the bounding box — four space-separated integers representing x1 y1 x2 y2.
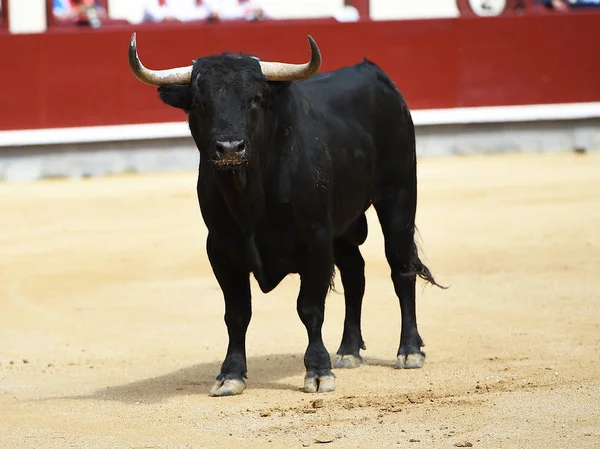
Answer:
401 230 448 290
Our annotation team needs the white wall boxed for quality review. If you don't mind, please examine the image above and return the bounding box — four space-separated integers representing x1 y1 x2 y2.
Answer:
259 0 344 19
110 0 461 24
4 0 462 34
370 0 460 21
108 0 147 24
8 0 46 33
108 0 346 24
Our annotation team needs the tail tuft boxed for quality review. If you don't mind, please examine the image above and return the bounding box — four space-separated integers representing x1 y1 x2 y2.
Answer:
414 260 448 290
398 238 448 290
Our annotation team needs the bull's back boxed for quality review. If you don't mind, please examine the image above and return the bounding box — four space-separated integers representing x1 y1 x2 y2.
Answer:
301 61 397 127
302 60 414 168
296 61 415 234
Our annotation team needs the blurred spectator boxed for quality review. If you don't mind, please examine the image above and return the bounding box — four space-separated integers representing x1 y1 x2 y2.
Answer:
540 0 600 9
142 0 268 23
142 0 212 23
204 0 268 21
333 5 360 22
53 0 108 27
568 0 600 7
541 0 570 10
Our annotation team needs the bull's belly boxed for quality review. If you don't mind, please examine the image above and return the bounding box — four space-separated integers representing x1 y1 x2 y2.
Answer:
256 238 299 273
249 228 300 293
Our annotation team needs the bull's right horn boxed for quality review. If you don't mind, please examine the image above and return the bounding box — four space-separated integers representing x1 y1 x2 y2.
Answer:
128 32 193 86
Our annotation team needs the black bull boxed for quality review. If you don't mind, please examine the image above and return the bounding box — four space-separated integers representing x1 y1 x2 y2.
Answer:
128 34 443 396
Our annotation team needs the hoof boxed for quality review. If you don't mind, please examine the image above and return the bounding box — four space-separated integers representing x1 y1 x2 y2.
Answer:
209 378 246 396
395 352 425 369
303 372 336 393
333 354 362 369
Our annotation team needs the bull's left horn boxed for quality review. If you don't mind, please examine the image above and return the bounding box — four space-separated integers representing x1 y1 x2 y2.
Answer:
128 32 193 86
259 35 322 82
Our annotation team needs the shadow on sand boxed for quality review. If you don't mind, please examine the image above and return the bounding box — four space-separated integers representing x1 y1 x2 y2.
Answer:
44 353 402 404
65 353 308 403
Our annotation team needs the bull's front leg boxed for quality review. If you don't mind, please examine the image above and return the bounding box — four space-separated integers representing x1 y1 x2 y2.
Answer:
206 233 251 397
297 230 336 393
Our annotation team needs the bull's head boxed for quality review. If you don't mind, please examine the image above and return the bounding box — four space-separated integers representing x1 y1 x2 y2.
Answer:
128 33 321 170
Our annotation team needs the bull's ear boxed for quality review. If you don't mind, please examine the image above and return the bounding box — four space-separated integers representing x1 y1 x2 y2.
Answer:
158 85 192 112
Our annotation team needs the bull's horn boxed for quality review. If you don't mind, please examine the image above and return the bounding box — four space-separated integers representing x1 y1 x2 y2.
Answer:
128 32 192 86
259 35 322 81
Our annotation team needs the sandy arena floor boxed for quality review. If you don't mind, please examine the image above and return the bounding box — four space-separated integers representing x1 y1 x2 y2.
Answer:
0 152 599 448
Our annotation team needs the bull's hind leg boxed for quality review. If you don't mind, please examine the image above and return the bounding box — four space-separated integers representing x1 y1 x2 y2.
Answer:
206 234 252 396
374 188 426 369
333 238 367 369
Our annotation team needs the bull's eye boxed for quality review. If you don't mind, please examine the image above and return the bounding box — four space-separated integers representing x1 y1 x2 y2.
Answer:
252 94 263 105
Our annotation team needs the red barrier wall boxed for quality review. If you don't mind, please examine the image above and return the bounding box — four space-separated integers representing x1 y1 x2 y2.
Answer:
0 12 599 131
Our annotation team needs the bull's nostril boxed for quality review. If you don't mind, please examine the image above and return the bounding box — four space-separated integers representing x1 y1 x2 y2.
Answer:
215 140 245 155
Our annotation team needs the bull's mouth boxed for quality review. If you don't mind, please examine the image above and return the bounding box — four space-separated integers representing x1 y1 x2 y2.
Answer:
211 152 248 169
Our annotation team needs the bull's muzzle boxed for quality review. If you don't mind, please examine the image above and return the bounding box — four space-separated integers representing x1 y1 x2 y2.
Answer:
213 140 248 168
